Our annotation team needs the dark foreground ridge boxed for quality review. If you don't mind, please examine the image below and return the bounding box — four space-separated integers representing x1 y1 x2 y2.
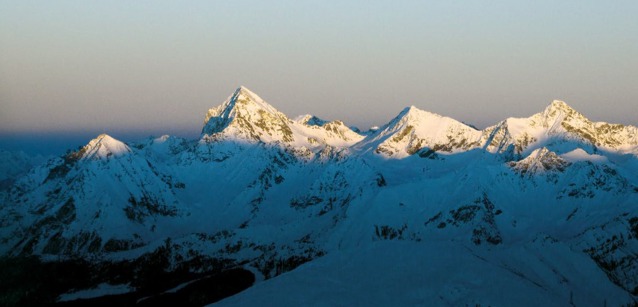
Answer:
55 269 254 307
0 256 254 307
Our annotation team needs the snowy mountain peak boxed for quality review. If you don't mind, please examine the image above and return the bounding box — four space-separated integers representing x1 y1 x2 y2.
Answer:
3 92 638 304
547 99 573 112
400 105 419 114
203 86 283 130
482 99 638 156
534 100 638 149
232 86 280 114
379 106 447 134
363 105 482 157
540 100 586 125
201 86 295 143
395 105 429 122
296 114 329 127
199 87 365 149
510 147 570 175
80 134 131 160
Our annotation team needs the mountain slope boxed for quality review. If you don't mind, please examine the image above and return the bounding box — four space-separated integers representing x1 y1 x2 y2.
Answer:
0 150 46 191
81 133 131 160
1 87 637 304
482 100 638 158
356 106 482 158
215 240 632 307
201 86 364 154
202 86 295 143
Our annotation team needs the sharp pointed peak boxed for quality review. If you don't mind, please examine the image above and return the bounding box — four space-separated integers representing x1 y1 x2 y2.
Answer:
394 106 421 121
205 86 279 120
529 147 553 157
89 133 123 143
296 114 328 126
392 105 444 124
82 133 130 159
538 99 591 125
90 133 118 143
522 147 566 163
511 147 570 175
227 85 276 110
228 85 258 103
400 105 422 114
544 99 576 113
234 85 257 97
202 85 291 137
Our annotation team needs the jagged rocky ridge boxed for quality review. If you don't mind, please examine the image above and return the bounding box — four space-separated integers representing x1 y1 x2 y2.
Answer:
1 86 637 305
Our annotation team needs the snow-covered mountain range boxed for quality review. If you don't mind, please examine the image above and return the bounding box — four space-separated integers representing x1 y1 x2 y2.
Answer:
1 86 637 305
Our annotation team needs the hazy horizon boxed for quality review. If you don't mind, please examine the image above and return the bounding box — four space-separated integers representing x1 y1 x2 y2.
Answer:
1 1 637 154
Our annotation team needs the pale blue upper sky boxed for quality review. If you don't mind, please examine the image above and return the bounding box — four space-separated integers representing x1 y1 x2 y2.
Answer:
1 1 637 146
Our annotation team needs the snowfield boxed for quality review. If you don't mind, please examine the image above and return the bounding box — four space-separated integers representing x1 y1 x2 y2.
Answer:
215 240 631 306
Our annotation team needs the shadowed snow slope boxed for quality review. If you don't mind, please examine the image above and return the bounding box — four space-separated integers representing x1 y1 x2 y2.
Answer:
214 241 631 307
2 86 638 305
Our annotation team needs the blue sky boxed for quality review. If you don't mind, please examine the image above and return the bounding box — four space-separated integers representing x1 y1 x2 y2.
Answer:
1 1 637 154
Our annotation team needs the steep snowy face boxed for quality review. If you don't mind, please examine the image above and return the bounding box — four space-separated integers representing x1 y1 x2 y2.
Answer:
537 100 635 148
482 100 638 157
201 86 364 151
202 89 636 160
2 134 184 256
202 86 295 143
80 134 131 160
294 116 365 148
360 106 482 158
509 148 570 176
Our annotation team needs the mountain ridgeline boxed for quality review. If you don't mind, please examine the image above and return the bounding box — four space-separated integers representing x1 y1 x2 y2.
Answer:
1 86 638 305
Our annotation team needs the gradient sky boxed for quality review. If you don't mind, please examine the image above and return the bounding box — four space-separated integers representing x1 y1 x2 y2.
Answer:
1 1 637 154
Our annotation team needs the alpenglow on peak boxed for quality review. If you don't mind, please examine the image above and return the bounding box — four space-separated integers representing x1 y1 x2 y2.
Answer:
201 86 289 137
61 133 132 161
200 86 364 146
198 86 637 157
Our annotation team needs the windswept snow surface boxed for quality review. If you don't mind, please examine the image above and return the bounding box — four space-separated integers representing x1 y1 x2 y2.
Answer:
214 240 631 307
